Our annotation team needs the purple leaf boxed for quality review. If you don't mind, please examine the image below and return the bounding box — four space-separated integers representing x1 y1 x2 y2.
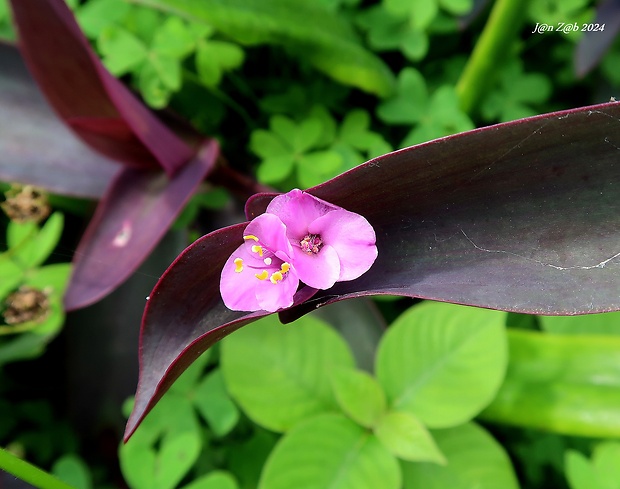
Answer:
64 140 219 311
574 0 620 77
8 0 193 176
126 100 620 439
0 43 118 198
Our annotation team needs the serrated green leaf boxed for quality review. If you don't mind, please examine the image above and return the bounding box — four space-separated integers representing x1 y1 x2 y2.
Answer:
131 0 394 96
152 16 195 58
258 414 401 489
98 25 147 76
330 367 387 428
401 422 519 489
193 369 240 437
7 212 64 269
221 315 355 432
375 302 507 428
375 411 445 464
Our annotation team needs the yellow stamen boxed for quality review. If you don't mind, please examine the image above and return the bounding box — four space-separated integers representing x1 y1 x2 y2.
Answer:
255 270 269 280
280 262 290 273
251 245 264 257
270 271 283 284
234 258 243 273
243 235 259 241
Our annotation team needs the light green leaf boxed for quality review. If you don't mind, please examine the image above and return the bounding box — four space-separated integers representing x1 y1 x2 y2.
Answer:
259 414 401 489
182 471 239 489
480 330 620 437
292 118 323 154
8 212 64 269
592 442 620 489
330 367 387 428
138 57 176 108
157 431 202 489
375 301 507 428
0 258 24 299
195 40 244 86
52 454 93 489
401 422 519 489
221 315 355 432
120 441 157 489
249 130 290 159
98 25 148 76
77 0 131 38
257 155 295 183
375 411 445 464
193 369 240 437
540 312 620 336
565 450 605 489
297 151 343 188
152 16 195 58
377 68 428 125
131 0 394 96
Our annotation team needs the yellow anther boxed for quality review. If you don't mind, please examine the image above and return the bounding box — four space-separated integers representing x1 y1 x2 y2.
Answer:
233 258 243 273
251 245 264 257
280 262 290 273
270 271 283 284
255 270 269 280
243 235 259 241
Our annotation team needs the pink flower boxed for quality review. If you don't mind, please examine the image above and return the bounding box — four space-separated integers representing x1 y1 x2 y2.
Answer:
220 190 377 312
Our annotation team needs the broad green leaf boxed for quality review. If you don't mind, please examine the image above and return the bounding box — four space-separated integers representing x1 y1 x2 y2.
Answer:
481 330 620 437
592 442 620 489
330 367 387 428
182 471 239 489
221 315 355 432
52 454 93 489
227 429 278 489
131 0 394 96
401 422 519 489
540 312 620 336
259 413 401 489
565 450 605 489
98 25 147 76
193 369 240 437
374 411 445 464
157 431 201 489
120 442 157 489
375 302 507 428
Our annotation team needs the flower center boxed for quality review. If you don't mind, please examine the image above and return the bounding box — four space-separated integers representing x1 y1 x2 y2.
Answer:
300 234 323 254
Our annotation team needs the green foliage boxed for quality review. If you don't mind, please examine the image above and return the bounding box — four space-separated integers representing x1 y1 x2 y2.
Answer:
565 442 620 489
481 60 552 122
52 454 93 489
0 212 71 363
377 68 474 147
540 312 620 335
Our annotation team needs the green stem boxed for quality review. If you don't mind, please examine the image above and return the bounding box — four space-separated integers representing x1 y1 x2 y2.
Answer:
456 0 529 115
0 447 76 489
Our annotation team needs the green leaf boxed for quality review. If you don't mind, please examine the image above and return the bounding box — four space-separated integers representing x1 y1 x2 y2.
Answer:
98 25 147 76
481 329 620 437
157 431 202 489
193 369 240 437
182 471 239 489
292 118 323 154
221 314 355 432
297 150 343 187
138 57 175 108
330 367 387 428
120 442 157 489
377 68 428 124
0 258 24 299
76 0 131 39
52 454 93 489
592 442 620 489
249 130 290 160
374 411 446 464
152 16 195 58
565 450 605 489
401 422 519 489
132 0 395 96
375 302 508 428
257 155 295 184
7 213 63 269
258 413 401 489
195 40 245 87
540 312 620 336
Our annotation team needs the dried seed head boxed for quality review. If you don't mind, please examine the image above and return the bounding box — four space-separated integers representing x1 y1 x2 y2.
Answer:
2 286 50 325
1 185 51 223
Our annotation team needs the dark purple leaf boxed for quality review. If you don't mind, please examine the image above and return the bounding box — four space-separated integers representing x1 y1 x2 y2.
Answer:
126 100 620 439
8 0 193 176
64 140 219 311
574 0 620 77
0 43 118 198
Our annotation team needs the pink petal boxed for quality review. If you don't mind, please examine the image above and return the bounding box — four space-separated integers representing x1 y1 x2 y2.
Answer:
292 244 341 289
255 268 300 312
243 213 293 258
309 210 378 281
220 245 262 312
267 189 339 239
